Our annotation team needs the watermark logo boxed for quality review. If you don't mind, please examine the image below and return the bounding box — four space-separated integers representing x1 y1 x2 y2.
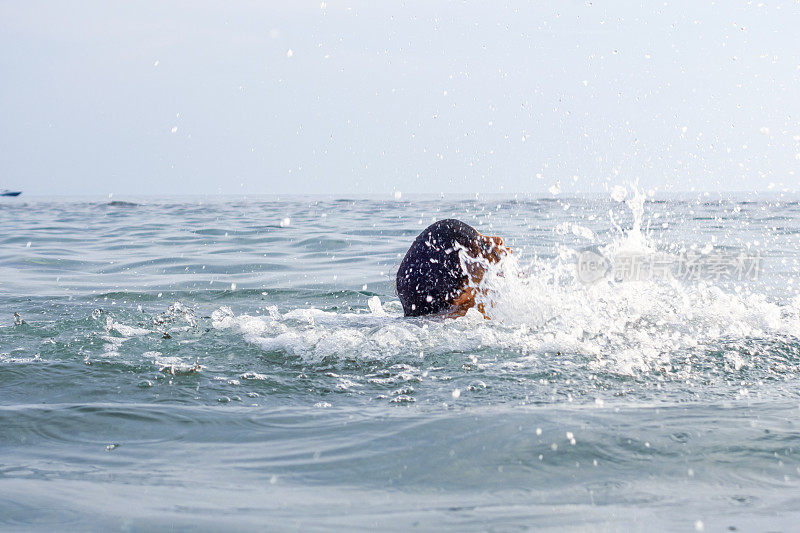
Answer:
577 247 762 284
576 246 611 284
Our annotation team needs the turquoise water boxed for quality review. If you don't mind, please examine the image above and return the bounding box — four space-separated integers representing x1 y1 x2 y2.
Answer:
2 193 800 530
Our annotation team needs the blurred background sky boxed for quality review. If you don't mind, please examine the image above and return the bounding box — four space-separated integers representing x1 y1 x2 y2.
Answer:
1 1 799 196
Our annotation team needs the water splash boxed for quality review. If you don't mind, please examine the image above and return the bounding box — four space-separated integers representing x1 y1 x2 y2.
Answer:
49 193 800 405
470 185 800 375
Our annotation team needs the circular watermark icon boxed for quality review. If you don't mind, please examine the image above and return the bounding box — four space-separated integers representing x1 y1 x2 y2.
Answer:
576 246 611 284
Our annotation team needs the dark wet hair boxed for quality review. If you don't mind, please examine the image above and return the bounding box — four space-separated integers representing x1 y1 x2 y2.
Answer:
396 219 481 317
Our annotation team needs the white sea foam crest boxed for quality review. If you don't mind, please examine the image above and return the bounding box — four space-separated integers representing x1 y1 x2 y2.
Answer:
212 300 498 364
210 186 800 375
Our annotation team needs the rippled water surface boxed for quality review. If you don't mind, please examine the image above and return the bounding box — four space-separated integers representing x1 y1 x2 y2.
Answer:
3 193 800 530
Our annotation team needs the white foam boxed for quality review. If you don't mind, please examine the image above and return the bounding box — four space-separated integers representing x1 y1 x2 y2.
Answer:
466 189 800 375
368 295 386 316
106 317 150 337
207 186 800 377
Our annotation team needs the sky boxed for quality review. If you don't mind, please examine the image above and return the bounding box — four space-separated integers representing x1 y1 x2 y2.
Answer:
1 0 799 196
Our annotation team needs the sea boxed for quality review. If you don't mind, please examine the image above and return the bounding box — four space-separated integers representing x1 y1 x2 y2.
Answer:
2 190 800 531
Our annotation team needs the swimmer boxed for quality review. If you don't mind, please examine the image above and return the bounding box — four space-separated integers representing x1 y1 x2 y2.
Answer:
396 219 510 318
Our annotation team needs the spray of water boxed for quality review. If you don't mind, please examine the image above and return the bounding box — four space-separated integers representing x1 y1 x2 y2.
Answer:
470 185 799 375
204 186 800 383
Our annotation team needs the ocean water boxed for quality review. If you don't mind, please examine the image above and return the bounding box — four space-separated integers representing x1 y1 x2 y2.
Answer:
2 192 800 531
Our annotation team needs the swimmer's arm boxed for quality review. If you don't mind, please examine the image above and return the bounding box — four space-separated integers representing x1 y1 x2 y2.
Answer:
447 288 489 319
447 235 509 319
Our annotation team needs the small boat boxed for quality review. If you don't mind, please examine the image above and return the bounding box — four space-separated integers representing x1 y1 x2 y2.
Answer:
0 190 21 197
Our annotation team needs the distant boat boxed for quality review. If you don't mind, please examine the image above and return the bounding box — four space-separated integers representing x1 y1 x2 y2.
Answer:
0 190 21 197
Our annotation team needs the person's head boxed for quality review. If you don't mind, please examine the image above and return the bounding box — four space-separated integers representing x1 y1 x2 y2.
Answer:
395 219 508 317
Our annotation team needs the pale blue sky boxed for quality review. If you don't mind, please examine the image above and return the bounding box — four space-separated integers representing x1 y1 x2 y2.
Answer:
1 1 799 196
